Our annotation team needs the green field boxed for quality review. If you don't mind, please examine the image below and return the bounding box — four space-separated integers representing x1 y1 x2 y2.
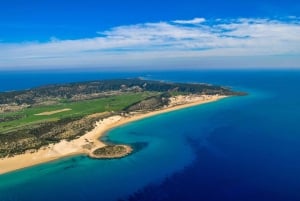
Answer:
0 92 157 133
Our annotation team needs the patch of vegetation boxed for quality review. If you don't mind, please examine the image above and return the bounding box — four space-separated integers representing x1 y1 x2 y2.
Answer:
91 145 131 158
125 93 170 112
0 114 23 123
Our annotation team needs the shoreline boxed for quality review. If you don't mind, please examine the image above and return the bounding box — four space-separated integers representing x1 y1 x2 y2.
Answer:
0 95 227 175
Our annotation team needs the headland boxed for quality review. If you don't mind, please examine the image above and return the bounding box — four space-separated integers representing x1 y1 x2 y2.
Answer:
0 78 245 174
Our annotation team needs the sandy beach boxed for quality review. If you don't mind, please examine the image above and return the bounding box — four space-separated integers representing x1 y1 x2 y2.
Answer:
0 95 227 175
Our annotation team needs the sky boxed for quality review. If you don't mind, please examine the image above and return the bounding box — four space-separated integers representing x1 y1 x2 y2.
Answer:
0 0 300 70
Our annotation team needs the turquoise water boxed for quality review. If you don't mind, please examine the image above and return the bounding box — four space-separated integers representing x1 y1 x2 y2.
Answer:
0 70 300 201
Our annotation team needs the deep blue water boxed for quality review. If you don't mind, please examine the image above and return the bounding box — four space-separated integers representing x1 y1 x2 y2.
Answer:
0 70 300 201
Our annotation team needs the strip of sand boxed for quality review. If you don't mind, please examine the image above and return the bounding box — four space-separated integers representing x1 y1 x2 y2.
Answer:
0 95 227 175
34 108 72 116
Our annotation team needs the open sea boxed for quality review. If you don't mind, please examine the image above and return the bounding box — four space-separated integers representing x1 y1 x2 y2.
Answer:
0 69 300 201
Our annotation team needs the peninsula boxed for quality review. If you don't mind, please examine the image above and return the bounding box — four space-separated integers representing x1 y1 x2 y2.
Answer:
0 78 245 174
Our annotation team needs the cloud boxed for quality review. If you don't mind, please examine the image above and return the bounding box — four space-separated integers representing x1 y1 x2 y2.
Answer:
0 17 300 69
172 17 206 24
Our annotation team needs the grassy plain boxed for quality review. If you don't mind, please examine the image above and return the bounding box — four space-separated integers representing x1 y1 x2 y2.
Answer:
0 92 157 133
